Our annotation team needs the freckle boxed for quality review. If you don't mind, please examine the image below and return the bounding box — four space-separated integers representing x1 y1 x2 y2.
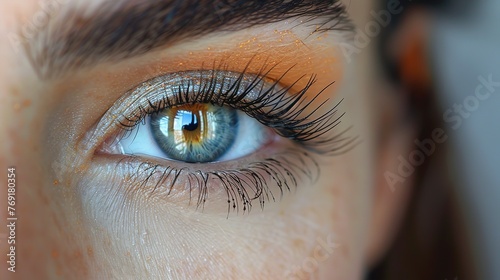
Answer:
13 103 21 111
53 180 59 185
126 251 131 257
146 255 152 261
73 250 83 258
51 250 59 259
87 246 94 257
292 239 306 251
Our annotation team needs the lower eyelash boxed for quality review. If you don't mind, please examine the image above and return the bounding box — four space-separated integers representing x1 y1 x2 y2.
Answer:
120 149 319 216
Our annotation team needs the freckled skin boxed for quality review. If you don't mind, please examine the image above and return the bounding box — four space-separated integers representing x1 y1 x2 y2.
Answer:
0 1 415 280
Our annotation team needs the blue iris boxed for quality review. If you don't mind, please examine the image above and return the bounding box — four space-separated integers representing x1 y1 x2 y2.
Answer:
150 104 238 163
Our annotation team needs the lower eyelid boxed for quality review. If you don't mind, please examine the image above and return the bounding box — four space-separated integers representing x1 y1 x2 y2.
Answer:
89 145 320 215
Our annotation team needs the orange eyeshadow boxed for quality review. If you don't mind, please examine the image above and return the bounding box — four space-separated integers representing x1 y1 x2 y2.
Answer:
51 28 345 118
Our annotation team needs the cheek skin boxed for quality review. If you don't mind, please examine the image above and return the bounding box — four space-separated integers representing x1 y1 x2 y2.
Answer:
0 26 99 280
1 78 95 278
76 153 365 279
0 28 93 278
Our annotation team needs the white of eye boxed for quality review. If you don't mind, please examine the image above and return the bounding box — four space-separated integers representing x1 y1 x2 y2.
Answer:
116 110 272 163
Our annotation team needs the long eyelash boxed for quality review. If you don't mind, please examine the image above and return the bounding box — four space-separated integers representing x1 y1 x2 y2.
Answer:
122 149 319 216
100 63 360 215
117 64 359 155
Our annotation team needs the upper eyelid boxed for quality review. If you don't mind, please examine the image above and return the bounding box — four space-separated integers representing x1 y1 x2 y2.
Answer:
80 65 357 161
79 69 288 153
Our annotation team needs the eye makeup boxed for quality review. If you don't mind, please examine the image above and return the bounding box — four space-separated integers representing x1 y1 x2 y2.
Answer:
79 61 357 216
48 23 357 216
112 69 344 150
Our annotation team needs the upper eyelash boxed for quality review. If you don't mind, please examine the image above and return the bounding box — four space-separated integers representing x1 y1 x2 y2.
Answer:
85 63 360 215
117 65 359 155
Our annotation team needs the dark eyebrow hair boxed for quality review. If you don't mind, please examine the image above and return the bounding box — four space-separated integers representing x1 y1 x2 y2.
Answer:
26 0 353 79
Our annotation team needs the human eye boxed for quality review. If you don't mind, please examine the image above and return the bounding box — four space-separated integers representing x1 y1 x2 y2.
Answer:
118 99 271 163
81 62 357 215
108 70 279 163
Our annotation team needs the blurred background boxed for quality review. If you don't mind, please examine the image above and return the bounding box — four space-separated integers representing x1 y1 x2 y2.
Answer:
369 0 500 279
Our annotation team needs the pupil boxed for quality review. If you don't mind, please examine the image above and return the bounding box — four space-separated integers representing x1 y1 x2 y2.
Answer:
182 112 198 131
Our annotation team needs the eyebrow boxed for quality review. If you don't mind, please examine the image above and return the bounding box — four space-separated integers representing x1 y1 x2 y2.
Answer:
25 0 353 79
